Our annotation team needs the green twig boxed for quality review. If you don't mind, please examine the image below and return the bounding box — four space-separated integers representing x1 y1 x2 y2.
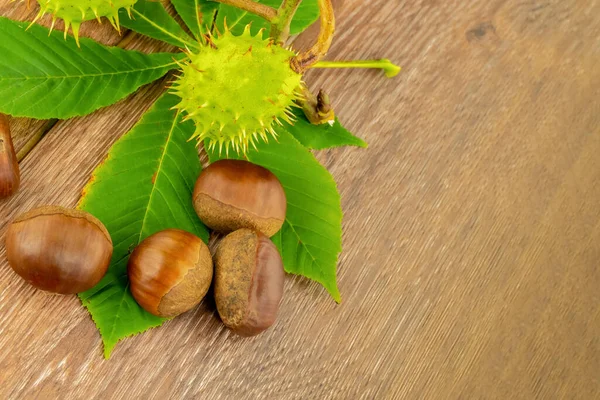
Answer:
210 0 277 22
270 0 303 44
312 59 401 78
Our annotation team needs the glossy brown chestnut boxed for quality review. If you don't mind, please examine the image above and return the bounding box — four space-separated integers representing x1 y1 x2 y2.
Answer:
214 229 285 336
192 159 287 237
5 206 112 294
0 114 20 198
128 229 213 318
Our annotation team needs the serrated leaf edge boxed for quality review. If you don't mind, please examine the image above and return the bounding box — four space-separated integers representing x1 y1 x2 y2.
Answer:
77 100 188 358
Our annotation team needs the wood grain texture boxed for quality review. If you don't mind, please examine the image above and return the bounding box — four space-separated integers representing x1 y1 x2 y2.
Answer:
1 0 599 398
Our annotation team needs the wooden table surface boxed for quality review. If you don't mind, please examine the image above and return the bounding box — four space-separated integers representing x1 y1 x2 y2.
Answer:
1 0 599 398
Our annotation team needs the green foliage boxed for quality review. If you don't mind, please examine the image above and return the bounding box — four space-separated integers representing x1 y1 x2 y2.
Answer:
78 92 209 358
0 0 380 354
207 130 343 302
119 0 197 49
171 0 219 39
0 17 183 119
215 0 319 37
284 109 368 150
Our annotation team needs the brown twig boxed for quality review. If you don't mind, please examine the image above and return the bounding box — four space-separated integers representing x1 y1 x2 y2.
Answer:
290 0 335 74
211 0 277 22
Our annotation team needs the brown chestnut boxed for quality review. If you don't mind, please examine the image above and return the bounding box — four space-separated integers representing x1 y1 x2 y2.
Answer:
0 114 20 199
214 229 285 336
192 159 287 237
5 206 112 294
128 229 213 318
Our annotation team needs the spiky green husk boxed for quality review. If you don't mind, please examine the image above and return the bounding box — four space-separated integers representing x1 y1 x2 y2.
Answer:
32 0 137 44
170 26 304 155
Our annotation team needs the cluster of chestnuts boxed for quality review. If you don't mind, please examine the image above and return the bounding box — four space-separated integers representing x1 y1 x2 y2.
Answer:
4 158 288 337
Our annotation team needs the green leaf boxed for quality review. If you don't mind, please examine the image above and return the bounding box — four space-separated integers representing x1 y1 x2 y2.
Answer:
78 92 209 358
171 0 219 39
214 0 319 37
119 0 198 49
283 108 368 150
0 17 184 119
207 130 342 302
285 0 320 35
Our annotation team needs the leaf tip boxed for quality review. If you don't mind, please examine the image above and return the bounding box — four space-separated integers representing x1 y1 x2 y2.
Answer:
327 285 342 303
332 292 342 304
103 340 116 359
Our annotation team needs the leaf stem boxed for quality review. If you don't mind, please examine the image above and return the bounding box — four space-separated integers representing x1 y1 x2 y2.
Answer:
270 0 303 44
313 59 401 78
290 0 335 74
211 0 277 22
